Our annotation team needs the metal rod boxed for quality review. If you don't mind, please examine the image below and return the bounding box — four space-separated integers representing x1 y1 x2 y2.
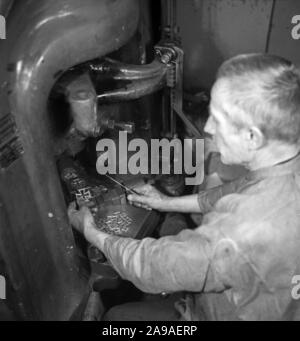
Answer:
104 174 140 195
174 107 203 139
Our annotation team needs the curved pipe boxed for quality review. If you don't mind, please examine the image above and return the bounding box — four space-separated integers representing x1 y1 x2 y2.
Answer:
90 57 169 81
97 73 167 103
0 0 139 320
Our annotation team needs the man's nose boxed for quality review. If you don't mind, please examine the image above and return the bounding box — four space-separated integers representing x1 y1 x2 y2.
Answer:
204 116 215 135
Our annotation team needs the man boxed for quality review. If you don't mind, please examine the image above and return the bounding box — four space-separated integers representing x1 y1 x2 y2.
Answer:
69 54 300 320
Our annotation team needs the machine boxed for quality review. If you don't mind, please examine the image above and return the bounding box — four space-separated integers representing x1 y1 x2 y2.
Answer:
0 0 202 320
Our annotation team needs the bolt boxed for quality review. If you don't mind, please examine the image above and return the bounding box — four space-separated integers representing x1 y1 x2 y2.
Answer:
160 52 174 65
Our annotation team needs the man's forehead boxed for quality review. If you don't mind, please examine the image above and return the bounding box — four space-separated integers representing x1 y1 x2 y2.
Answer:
211 78 232 98
211 78 242 111
210 79 242 125
210 80 231 110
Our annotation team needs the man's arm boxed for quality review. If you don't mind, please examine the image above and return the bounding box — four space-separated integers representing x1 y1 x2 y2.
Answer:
128 176 247 214
155 193 201 213
68 202 239 295
127 184 201 213
89 226 218 294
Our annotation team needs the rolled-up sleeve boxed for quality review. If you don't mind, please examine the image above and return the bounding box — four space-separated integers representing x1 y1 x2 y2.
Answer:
198 176 247 213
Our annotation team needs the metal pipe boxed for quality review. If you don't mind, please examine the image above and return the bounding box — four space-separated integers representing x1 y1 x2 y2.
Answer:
90 58 169 81
67 74 98 137
97 73 167 103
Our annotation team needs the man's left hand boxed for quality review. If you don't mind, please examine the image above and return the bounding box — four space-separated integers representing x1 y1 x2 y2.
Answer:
68 201 95 236
68 201 111 250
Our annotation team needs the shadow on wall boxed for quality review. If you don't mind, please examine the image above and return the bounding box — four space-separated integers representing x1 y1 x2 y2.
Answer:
183 30 224 92
179 0 225 91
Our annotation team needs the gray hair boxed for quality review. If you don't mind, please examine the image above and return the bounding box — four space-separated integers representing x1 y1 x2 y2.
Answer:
216 54 300 145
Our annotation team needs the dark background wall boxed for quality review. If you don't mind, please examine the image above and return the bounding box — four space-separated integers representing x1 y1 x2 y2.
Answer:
175 0 300 91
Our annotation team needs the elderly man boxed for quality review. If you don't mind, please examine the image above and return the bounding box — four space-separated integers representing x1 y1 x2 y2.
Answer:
69 54 300 321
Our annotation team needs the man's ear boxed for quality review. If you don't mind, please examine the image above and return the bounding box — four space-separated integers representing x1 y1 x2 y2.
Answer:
244 126 265 150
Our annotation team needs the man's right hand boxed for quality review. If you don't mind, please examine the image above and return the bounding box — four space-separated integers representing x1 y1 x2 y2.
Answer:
127 184 170 211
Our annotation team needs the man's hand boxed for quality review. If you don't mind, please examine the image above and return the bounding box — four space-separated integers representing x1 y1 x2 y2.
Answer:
127 184 170 211
68 201 112 250
68 201 98 241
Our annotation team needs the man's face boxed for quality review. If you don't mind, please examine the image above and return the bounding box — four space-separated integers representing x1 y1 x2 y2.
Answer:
204 79 252 166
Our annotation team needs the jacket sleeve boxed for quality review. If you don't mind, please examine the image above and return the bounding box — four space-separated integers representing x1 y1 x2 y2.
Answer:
101 212 242 294
198 176 247 213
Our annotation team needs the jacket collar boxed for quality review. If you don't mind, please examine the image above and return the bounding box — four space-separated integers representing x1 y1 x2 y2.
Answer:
245 152 300 181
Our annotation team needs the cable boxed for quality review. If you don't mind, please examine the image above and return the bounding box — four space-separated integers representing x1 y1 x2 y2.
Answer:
265 0 276 53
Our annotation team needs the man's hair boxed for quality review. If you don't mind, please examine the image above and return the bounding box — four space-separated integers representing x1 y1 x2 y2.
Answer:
216 53 300 144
